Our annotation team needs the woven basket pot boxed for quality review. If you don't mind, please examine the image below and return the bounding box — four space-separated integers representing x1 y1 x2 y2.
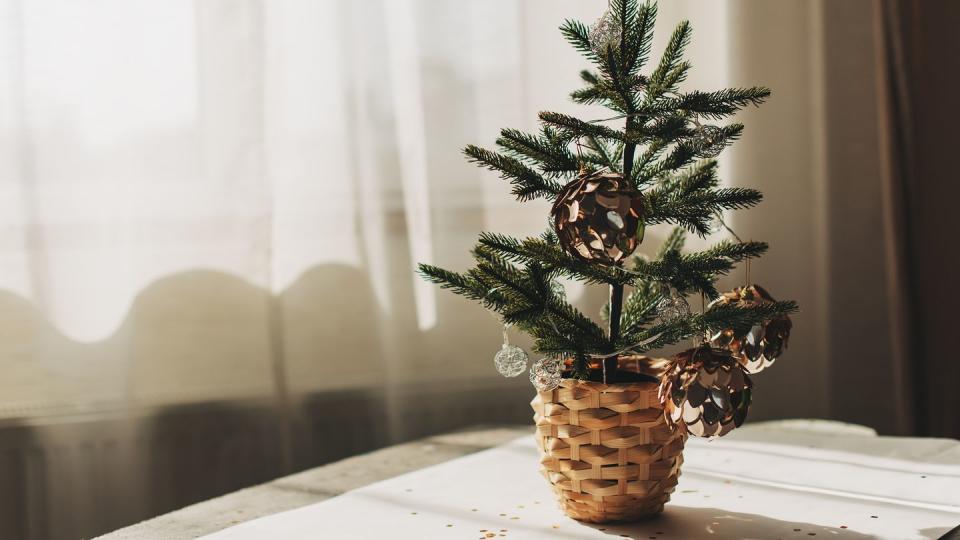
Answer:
530 357 686 523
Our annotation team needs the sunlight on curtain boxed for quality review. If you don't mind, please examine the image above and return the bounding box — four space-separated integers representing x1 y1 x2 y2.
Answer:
0 0 831 426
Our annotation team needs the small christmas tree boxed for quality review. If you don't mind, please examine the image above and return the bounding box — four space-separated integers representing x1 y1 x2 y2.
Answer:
418 1 796 437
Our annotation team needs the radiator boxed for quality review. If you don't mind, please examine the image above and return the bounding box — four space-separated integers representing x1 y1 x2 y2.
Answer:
0 383 531 540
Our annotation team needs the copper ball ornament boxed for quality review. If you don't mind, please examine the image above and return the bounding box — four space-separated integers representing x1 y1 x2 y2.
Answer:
659 346 752 438
551 169 645 265
710 284 792 373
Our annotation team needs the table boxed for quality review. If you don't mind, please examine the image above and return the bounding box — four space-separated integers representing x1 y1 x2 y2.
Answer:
99 421 960 539
96 426 529 539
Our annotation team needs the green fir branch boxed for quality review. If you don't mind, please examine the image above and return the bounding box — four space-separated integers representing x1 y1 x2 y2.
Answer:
463 145 563 201
477 232 633 286
646 20 691 99
618 280 662 339
672 87 771 119
496 128 579 175
538 111 628 143
657 226 687 258
420 4 796 366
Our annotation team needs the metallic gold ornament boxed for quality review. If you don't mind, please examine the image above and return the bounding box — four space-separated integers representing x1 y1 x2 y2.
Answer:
551 169 645 266
659 346 752 438
710 284 792 373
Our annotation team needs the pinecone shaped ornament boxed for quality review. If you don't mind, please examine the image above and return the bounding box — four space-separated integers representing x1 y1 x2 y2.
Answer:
710 284 793 373
659 346 752 438
551 169 645 265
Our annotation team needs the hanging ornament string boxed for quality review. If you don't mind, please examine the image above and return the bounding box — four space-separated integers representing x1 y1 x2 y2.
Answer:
483 288 529 378
485 289 566 391
488 289 571 353
585 332 664 360
573 136 592 175
713 209 754 288
700 292 708 344
714 210 743 242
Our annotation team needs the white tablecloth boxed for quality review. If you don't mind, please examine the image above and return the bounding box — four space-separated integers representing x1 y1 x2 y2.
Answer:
202 421 960 539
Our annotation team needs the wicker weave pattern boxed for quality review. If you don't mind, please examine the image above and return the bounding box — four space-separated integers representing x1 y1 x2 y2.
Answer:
531 368 686 523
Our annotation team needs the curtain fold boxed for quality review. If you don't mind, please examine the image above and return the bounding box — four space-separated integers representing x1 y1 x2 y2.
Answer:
878 0 960 438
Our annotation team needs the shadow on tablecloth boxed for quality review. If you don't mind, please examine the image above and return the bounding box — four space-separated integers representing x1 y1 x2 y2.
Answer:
352 488 885 540
583 506 877 539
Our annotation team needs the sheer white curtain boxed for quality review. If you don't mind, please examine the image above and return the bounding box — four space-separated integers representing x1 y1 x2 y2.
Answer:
1 0 897 434
0 0 599 417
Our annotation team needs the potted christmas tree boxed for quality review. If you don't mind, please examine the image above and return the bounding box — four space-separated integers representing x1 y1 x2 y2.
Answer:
418 0 796 524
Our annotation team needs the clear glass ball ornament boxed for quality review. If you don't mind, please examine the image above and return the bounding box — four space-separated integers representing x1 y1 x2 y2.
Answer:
658 286 691 323
530 357 563 392
550 279 566 300
589 10 621 54
494 344 528 378
694 125 725 158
